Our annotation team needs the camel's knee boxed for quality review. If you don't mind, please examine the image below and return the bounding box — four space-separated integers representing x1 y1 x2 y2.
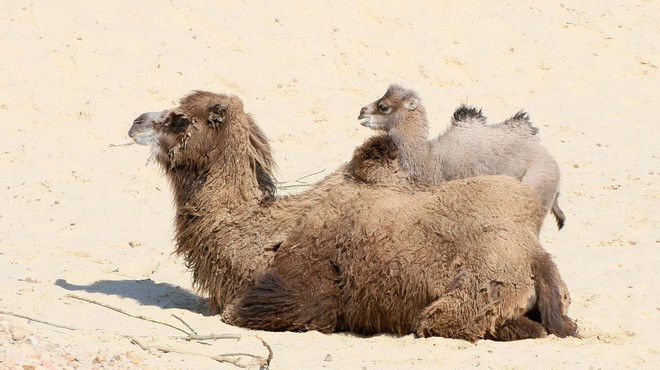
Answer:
235 272 340 332
487 316 547 341
414 296 483 342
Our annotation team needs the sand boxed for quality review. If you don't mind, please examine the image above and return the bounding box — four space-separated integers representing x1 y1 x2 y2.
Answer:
1 1 658 369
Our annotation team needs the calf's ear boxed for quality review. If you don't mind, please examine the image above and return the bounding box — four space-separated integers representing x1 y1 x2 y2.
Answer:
403 96 419 111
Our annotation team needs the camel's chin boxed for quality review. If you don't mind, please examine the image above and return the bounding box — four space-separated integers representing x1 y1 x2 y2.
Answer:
360 117 381 128
364 122 386 131
131 132 156 146
359 116 388 130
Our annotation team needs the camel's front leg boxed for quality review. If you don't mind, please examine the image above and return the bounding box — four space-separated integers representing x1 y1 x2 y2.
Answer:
414 269 539 342
414 293 487 342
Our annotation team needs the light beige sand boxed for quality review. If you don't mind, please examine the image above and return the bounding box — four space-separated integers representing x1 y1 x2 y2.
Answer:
1 1 658 369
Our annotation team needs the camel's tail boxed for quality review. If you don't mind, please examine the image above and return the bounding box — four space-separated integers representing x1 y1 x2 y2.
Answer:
551 194 566 230
531 251 577 338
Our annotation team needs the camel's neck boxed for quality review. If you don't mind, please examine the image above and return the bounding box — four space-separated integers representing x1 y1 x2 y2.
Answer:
166 154 274 312
389 112 434 182
169 159 263 215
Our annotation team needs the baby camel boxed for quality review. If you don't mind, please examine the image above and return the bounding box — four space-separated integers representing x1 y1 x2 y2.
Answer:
358 84 566 229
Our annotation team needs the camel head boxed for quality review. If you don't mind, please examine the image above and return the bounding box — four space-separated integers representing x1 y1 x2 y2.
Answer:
129 90 277 201
358 84 426 132
132 92 271 169
129 91 240 169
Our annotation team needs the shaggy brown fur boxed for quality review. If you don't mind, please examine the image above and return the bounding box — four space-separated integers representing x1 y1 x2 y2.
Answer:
345 134 411 186
236 135 576 341
358 84 566 229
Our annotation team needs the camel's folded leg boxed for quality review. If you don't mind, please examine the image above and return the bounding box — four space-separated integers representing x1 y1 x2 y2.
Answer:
235 271 341 332
415 271 541 342
235 234 343 334
414 294 487 342
486 316 547 341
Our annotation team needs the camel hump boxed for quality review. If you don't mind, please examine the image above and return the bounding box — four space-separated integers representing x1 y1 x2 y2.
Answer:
355 134 398 162
532 251 578 338
451 104 486 126
500 110 540 136
347 134 408 185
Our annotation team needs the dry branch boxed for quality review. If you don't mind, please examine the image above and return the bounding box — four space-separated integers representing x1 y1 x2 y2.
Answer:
172 313 198 335
109 142 135 147
66 294 190 335
277 168 326 190
0 310 77 331
131 336 271 368
66 293 272 368
177 334 242 341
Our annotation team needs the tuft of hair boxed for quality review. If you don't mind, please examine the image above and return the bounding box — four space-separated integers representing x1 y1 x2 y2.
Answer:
501 110 539 136
451 104 487 126
552 198 565 230
235 272 297 331
245 115 278 202
235 272 339 332
387 84 420 102
346 134 407 185
355 134 398 162
531 251 578 338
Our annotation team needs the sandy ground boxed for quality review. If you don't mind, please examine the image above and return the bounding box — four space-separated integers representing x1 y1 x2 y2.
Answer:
1 1 658 369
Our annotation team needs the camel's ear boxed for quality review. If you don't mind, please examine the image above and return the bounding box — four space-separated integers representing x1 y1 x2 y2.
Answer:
403 96 419 111
209 103 227 128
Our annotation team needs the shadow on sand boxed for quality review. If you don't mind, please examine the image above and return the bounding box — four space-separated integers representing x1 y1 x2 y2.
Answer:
55 278 208 314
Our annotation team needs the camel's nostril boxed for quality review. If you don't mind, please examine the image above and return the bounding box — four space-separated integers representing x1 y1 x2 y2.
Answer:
359 107 367 118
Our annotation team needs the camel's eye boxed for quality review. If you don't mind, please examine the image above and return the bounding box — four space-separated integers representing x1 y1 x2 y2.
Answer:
170 113 190 133
378 102 391 114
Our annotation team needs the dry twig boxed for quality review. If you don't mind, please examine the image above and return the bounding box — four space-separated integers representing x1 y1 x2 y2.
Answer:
108 142 135 147
0 310 77 331
177 334 242 341
130 336 246 367
130 335 271 368
277 168 326 190
67 294 189 335
67 294 272 368
293 168 326 182
172 313 198 335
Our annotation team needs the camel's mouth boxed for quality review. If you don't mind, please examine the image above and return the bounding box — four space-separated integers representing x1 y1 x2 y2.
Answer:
359 117 372 127
359 115 387 130
130 131 156 146
129 111 162 146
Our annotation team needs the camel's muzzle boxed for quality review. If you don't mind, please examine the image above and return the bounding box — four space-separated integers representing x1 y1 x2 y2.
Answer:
358 106 373 127
129 111 160 145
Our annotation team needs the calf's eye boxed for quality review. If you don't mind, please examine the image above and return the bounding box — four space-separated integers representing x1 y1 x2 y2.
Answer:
378 103 391 114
